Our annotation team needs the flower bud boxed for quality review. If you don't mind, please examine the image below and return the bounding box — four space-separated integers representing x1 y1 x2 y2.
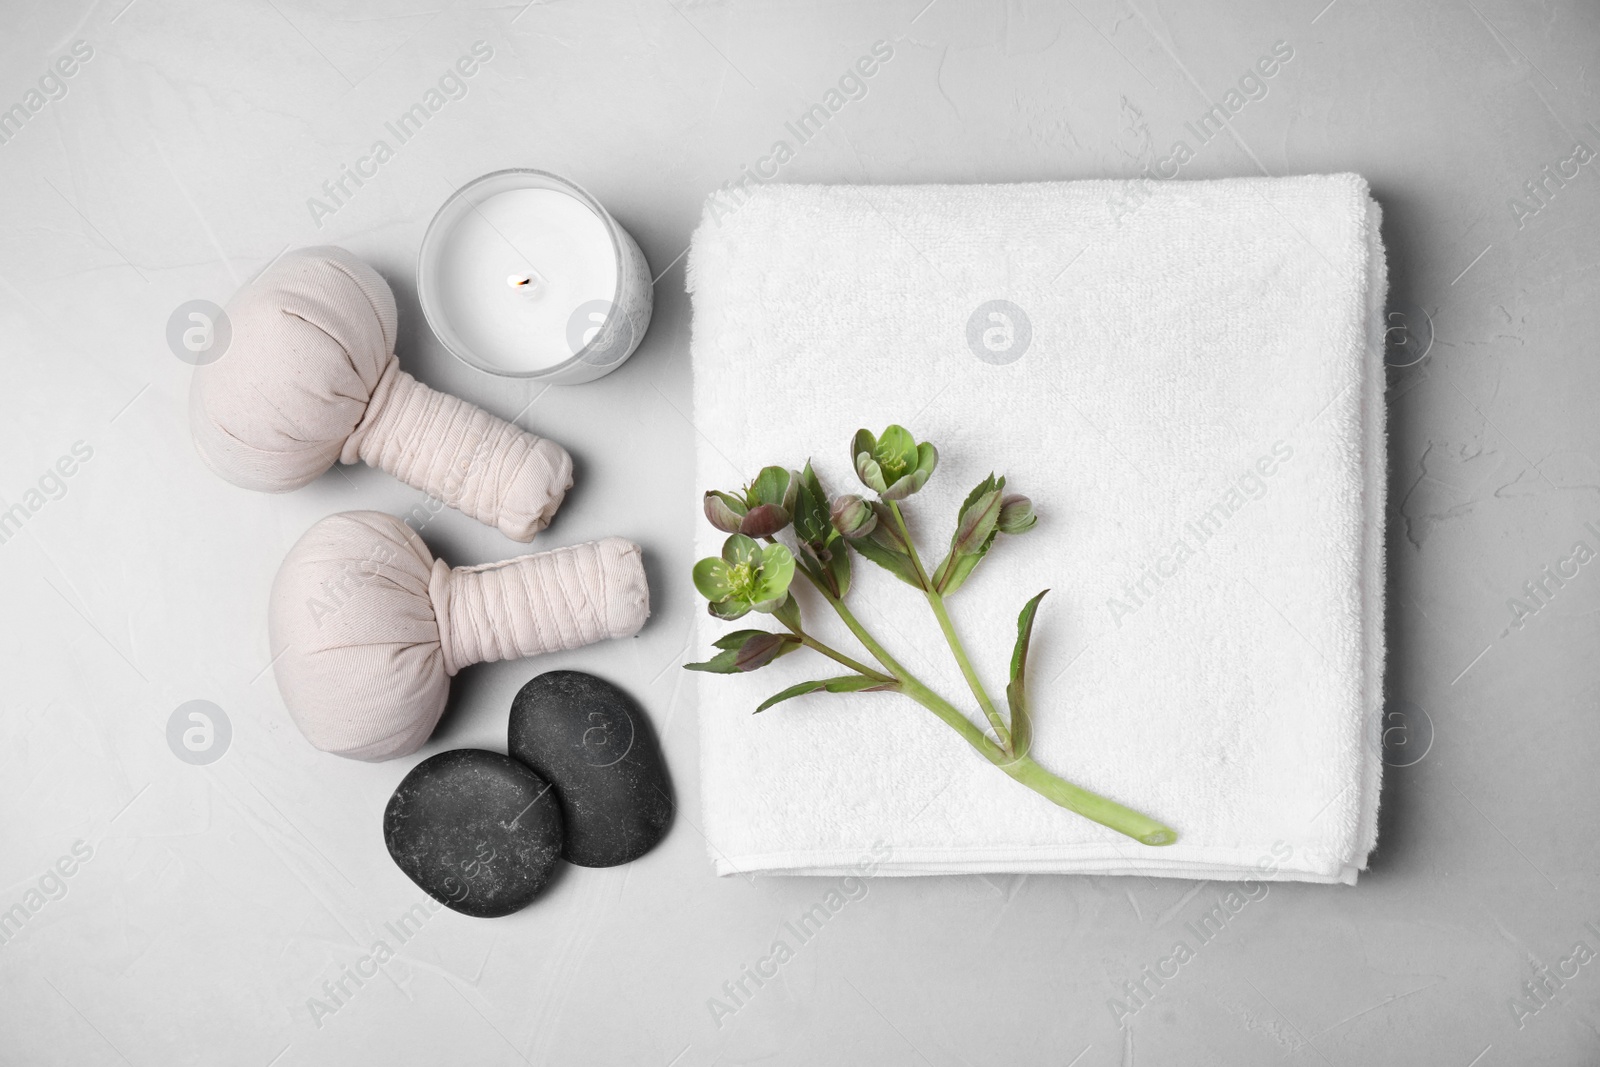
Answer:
997 494 1037 534
704 491 748 534
738 504 790 538
830 494 878 538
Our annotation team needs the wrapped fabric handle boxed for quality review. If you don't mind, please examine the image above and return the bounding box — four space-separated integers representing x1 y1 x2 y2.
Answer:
435 538 649 675
348 363 572 542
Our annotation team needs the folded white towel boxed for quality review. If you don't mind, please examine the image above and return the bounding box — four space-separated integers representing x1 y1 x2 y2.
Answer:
687 174 1386 884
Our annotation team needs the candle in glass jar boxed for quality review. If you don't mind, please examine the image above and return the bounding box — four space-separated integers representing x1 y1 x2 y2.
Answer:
419 171 653 384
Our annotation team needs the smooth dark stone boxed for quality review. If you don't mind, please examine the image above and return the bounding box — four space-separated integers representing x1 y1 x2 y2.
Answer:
383 749 563 918
508 671 673 868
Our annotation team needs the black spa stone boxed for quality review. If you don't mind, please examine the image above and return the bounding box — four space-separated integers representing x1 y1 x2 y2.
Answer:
382 749 563 918
508 671 673 868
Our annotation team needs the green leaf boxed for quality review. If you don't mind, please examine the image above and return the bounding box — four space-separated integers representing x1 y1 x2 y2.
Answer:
737 631 800 670
932 550 983 595
795 539 826 582
829 675 890 693
932 475 1007 595
692 557 733 601
712 628 773 650
955 474 1000 520
1008 590 1047 680
936 527 1000 598
686 630 801 674
797 536 847 599
826 544 852 599
771 593 802 632
754 674 891 713
866 502 908 552
952 489 1002 556
756 679 828 711
793 462 833 545
1005 590 1048 759
928 473 998 591
847 532 923 588
685 650 742 673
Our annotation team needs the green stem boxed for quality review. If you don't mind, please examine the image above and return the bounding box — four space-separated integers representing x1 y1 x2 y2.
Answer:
766 534 907 680
820 585 909 676
795 564 995 742
894 675 1176 846
790 549 1175 846
1000 755 1179 847
895 673 1008 761
888 502 1011 748
781 622 892 683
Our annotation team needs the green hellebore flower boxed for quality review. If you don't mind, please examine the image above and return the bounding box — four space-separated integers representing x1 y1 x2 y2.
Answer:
852 425 938 501
703 466 801 537
997 494 1037 534
692 533 797 620
829 494 878 538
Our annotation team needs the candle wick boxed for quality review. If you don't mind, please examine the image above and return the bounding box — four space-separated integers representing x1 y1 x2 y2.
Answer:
507 270 546 297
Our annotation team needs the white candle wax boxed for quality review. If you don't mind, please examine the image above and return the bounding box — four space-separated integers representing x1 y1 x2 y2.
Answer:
432 187 619 373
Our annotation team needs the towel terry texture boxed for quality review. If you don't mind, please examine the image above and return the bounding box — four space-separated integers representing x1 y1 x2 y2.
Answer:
687 174 1387 885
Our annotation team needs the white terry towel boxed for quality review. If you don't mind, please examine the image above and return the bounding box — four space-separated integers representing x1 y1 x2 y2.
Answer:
687 174 1386 885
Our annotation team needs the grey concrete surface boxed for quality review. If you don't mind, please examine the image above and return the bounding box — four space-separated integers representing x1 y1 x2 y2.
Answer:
1 0 1597 1064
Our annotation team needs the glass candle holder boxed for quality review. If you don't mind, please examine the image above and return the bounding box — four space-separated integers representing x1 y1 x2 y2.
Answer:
418 169 653 384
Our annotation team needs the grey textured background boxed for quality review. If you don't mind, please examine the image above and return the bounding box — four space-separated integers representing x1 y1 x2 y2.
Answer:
0 0 1596 1064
